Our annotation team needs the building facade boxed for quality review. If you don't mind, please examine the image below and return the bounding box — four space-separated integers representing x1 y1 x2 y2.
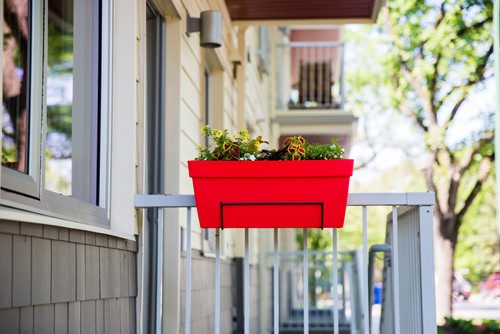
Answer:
1 0 382 333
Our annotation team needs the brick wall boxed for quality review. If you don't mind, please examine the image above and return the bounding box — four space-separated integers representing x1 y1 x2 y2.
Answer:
0 221 137 333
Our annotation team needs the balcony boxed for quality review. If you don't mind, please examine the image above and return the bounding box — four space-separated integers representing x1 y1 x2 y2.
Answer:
135 192 437 334
274 37 356 149
276 41 345 111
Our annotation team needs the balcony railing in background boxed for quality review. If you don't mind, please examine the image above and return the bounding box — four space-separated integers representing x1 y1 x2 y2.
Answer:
135 192 437 334
265 250 361 333
276 41 345 110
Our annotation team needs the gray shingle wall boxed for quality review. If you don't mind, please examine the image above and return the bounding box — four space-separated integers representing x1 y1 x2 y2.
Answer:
0 220 137 333
179 254 259 334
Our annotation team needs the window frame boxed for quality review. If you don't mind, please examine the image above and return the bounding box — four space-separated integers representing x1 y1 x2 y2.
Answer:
0 0 113 228
1 0 43 199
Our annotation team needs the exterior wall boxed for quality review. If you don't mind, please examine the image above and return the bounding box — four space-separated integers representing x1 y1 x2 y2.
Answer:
0 221 137 333
244 27 273 141
179 254 259 334
289 28 341 84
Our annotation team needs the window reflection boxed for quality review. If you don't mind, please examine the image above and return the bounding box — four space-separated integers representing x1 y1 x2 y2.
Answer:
45 0 74 195
2 0 30 173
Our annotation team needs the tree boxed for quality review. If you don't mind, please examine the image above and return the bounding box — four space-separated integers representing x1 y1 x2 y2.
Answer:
348 0 494 321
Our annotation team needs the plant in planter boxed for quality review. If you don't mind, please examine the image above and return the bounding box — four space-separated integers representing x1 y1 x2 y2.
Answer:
196 125 345 161
189 126 353 229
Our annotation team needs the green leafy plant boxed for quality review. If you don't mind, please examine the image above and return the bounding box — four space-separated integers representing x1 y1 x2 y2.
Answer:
438 318 500 334
196 126 345 161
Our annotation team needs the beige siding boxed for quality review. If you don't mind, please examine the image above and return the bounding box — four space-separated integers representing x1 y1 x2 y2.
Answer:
168 1 273 256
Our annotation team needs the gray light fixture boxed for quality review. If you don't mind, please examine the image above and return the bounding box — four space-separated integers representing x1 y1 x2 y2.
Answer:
187 10 222 48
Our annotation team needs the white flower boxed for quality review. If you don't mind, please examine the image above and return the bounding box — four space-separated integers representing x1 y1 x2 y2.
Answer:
243 153 256 161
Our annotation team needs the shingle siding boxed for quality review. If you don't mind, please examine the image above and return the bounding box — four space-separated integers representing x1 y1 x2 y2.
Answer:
179 253 257 334
0 221 137 334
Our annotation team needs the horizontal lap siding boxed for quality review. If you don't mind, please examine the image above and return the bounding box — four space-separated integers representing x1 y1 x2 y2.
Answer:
0 220 137 333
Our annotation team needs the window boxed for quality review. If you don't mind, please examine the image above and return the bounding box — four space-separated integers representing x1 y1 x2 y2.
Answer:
1 0 109 225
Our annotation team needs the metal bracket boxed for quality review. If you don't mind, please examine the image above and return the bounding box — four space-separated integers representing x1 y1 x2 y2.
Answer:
186 16 200 36
219 201 324 230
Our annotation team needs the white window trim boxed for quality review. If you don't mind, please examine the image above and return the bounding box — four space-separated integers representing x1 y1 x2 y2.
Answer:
0 205 134 240
0 0 114 229
1 0 44 198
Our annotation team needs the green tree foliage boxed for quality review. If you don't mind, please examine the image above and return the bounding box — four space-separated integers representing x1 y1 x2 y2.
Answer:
346 0 494 321
455 171 499 287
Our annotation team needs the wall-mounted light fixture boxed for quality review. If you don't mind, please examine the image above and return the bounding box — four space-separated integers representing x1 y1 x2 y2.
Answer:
187 10 222 48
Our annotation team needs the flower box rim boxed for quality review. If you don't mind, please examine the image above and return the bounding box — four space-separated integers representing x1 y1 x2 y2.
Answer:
188 159 354 178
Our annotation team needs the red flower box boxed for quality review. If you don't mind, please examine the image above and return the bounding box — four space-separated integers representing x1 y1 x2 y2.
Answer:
188 159 353 229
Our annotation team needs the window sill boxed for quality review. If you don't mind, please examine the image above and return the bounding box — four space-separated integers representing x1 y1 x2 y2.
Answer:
0 205 136 240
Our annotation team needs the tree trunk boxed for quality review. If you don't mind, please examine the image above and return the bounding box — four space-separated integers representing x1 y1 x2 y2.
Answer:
434 214 458 324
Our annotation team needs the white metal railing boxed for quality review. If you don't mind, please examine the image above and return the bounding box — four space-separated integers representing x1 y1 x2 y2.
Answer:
134 192 437 334
266 249 361 333
276 41 345 110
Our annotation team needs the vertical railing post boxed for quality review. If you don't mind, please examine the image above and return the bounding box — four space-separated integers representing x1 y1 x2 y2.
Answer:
332 228 339 334
302 47 306 105
215 229 221 334
273 228 279 334
362 206 370 334
309 47 315 103
419 206 437 334
325 47 331 106
303 228 309 334
318 47 323 105
185 208 192 334
156 209 164 334
244 229 250 334
339 44 345 108
391 207 401 334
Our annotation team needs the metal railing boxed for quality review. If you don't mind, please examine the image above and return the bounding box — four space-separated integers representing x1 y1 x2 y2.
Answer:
264 250 362 333
134 192 437 334
276 41 345 110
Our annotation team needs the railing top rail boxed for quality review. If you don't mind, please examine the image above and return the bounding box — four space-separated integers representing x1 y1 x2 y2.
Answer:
277 41 344 48
264 249 355 257
134 192 435 209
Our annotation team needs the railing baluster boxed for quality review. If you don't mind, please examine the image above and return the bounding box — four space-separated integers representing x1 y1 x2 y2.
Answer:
333 228 339 334
156 208 164 334
362 206 369 334
325 47 331 106
340 45 345 108
185 208 192 334
273 228 279 334
244 228 250 334
302 47 307 105
318 47 323 106
392 207 401 334
303 228 309 334
215 228 221 334
309 47 315 103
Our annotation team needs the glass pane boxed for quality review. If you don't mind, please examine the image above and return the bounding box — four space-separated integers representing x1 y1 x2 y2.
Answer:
45 0 74 196
2 0 30 173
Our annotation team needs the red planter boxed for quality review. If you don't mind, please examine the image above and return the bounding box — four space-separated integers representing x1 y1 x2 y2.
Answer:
188 159 353 229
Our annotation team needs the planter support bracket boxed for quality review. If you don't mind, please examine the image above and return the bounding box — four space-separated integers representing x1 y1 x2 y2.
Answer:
219 201 325 230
